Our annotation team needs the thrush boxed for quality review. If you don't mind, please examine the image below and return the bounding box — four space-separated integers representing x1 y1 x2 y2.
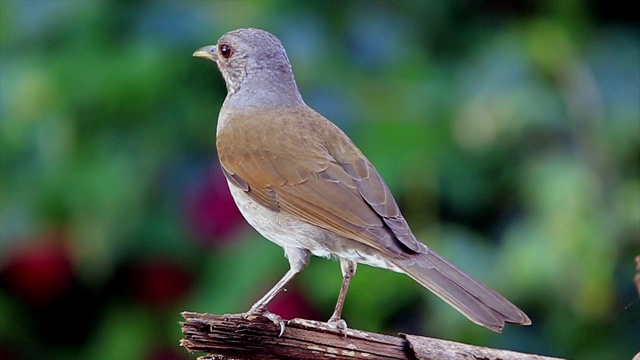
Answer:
193 27 530 335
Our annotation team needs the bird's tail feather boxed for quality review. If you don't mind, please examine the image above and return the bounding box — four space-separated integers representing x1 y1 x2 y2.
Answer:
395 248 531 332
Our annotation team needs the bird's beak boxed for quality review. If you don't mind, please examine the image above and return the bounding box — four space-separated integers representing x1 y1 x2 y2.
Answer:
193 45 218 61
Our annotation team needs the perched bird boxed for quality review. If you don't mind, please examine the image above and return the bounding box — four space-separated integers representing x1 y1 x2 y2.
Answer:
193 28 530 335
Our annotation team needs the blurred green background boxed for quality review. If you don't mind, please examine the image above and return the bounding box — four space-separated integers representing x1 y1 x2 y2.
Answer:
1 1 638 359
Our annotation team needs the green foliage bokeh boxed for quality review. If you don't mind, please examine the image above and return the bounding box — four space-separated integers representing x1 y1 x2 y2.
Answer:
0 1 638 359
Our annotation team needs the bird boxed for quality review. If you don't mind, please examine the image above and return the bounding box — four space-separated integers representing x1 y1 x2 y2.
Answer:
193 27 531 335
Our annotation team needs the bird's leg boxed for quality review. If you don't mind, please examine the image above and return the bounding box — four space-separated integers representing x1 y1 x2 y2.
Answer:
328 258 357 333
243 247 310 336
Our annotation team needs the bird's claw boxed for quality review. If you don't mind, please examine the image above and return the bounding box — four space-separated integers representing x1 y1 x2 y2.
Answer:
328 317 348 337
242 307 286 337
262 311 286 337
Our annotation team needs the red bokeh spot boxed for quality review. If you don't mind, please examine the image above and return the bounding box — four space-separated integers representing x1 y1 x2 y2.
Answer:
184 169 245 247
267 288 322 321
1 233 73 306
131 259 193 310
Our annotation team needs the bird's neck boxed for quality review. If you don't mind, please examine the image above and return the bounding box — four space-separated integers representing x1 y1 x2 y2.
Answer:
218 71 306 132
225 65 304 106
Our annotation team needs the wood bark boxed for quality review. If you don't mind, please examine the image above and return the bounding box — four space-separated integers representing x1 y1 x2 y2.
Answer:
180 312 565 360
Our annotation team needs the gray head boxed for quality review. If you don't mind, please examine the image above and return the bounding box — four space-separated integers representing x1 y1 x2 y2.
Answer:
194 28 303 107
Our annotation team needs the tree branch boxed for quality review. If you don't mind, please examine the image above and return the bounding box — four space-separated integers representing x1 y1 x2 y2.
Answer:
180 312 565 360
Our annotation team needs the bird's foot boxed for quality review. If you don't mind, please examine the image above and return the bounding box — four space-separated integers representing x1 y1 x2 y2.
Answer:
327 316 348 337
239 306 287 337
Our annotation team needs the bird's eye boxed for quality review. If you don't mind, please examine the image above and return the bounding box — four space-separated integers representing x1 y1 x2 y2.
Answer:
219 43 233 59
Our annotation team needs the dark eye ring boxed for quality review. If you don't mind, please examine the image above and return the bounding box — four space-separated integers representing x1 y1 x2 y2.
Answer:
219 43 233 59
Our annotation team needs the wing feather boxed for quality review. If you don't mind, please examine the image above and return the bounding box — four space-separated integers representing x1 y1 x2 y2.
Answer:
217 108 421 256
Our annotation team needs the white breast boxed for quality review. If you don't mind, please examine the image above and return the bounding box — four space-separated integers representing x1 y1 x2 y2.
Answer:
228 183 334 258
227 182 404 273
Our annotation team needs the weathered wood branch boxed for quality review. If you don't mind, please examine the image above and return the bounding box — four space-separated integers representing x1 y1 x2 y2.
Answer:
180 312 565 360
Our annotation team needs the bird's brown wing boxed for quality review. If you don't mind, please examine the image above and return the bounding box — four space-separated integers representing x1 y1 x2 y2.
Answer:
216 108 420 256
